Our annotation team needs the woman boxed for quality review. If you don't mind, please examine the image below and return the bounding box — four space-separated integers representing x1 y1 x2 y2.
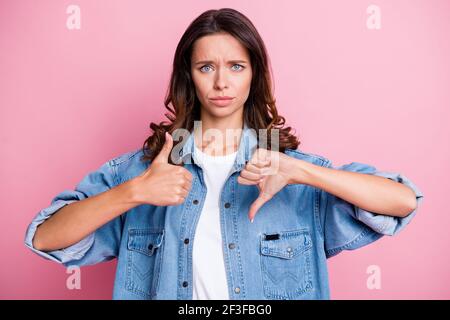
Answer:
25 8 423 300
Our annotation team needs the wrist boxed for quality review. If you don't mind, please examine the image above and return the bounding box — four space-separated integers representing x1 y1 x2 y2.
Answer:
122 175 147 206
288 158 315 186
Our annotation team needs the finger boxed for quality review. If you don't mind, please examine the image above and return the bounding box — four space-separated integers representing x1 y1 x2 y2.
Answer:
182 181 192 193
249 151 271 165
176 167 192 181
248 192 272 222
237 175 261 185
183 172 193 183
154 132 173 164
175 195 186 204
248 197 266 223
182 177 192 188
175 188 190 201
250 159 271 168
240 169 262 181
246 163 272 175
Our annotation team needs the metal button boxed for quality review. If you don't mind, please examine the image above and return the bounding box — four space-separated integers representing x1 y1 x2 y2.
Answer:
286 247 292 252
148 244 154 251
193 199 199 205
224 202 231 208
182 281 188 287
234 287 241 294
228 243 236 250
184 238 189 245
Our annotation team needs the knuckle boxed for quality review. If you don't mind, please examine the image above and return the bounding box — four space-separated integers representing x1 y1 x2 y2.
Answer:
177 167 185 174
173 195 183 203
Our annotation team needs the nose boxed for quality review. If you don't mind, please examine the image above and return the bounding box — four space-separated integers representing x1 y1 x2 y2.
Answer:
213 67 229 90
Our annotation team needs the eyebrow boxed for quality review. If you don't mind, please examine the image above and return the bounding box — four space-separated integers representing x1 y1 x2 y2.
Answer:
193 60 248 65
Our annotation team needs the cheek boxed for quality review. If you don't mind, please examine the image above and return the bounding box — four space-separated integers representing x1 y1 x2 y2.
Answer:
192 74 209 97
236 74 252 97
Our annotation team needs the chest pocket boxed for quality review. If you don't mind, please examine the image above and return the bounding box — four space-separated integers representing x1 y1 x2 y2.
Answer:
260 228 313 299
126 229 165 299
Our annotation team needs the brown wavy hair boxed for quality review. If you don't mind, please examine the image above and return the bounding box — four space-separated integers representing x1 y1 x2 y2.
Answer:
141 8 300 164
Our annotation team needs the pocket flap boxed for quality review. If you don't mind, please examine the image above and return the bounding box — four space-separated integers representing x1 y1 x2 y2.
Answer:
127 229 164 257
260 229 312 259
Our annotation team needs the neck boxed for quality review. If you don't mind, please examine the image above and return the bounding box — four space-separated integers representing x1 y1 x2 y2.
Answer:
194 112 244 156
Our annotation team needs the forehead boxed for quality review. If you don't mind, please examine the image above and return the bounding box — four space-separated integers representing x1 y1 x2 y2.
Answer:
191 32 249 61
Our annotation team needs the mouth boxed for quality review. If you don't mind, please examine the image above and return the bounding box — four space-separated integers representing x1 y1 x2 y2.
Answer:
209 97 235 107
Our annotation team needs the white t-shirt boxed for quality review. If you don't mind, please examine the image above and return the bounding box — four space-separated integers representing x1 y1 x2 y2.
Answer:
192 143 238 300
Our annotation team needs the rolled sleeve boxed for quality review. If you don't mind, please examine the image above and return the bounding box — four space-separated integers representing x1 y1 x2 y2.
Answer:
357 169 423 236
319 160 423 258
24 160 121 266
24 199 95 264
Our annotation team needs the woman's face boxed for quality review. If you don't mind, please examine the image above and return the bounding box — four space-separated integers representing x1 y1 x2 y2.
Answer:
190 32 252 122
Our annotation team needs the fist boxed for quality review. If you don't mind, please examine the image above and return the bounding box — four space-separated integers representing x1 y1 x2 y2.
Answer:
134 132 193 206
238 148 296 222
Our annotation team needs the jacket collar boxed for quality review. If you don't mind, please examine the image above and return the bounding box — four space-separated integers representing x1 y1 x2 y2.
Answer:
176 121 258 172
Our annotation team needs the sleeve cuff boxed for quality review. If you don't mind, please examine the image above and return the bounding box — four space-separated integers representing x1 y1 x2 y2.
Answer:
24 199 95 264
356 170 424 236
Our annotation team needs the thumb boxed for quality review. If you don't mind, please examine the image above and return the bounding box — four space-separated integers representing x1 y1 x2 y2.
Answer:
248 192 271 223
154 132 173 164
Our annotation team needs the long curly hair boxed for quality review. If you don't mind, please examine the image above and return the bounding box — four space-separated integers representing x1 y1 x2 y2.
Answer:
141 8 300 164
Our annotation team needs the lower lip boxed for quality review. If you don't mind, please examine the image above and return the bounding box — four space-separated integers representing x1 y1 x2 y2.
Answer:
209 98 234 107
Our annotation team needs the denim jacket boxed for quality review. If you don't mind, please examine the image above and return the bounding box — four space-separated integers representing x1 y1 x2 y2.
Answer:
25 123 423 300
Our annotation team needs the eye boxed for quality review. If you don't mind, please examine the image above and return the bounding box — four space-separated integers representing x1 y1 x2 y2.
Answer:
231 64 245 71
199 65 213 73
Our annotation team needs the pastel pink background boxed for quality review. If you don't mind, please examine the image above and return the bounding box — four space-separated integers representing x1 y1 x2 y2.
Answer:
1 0 448 299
